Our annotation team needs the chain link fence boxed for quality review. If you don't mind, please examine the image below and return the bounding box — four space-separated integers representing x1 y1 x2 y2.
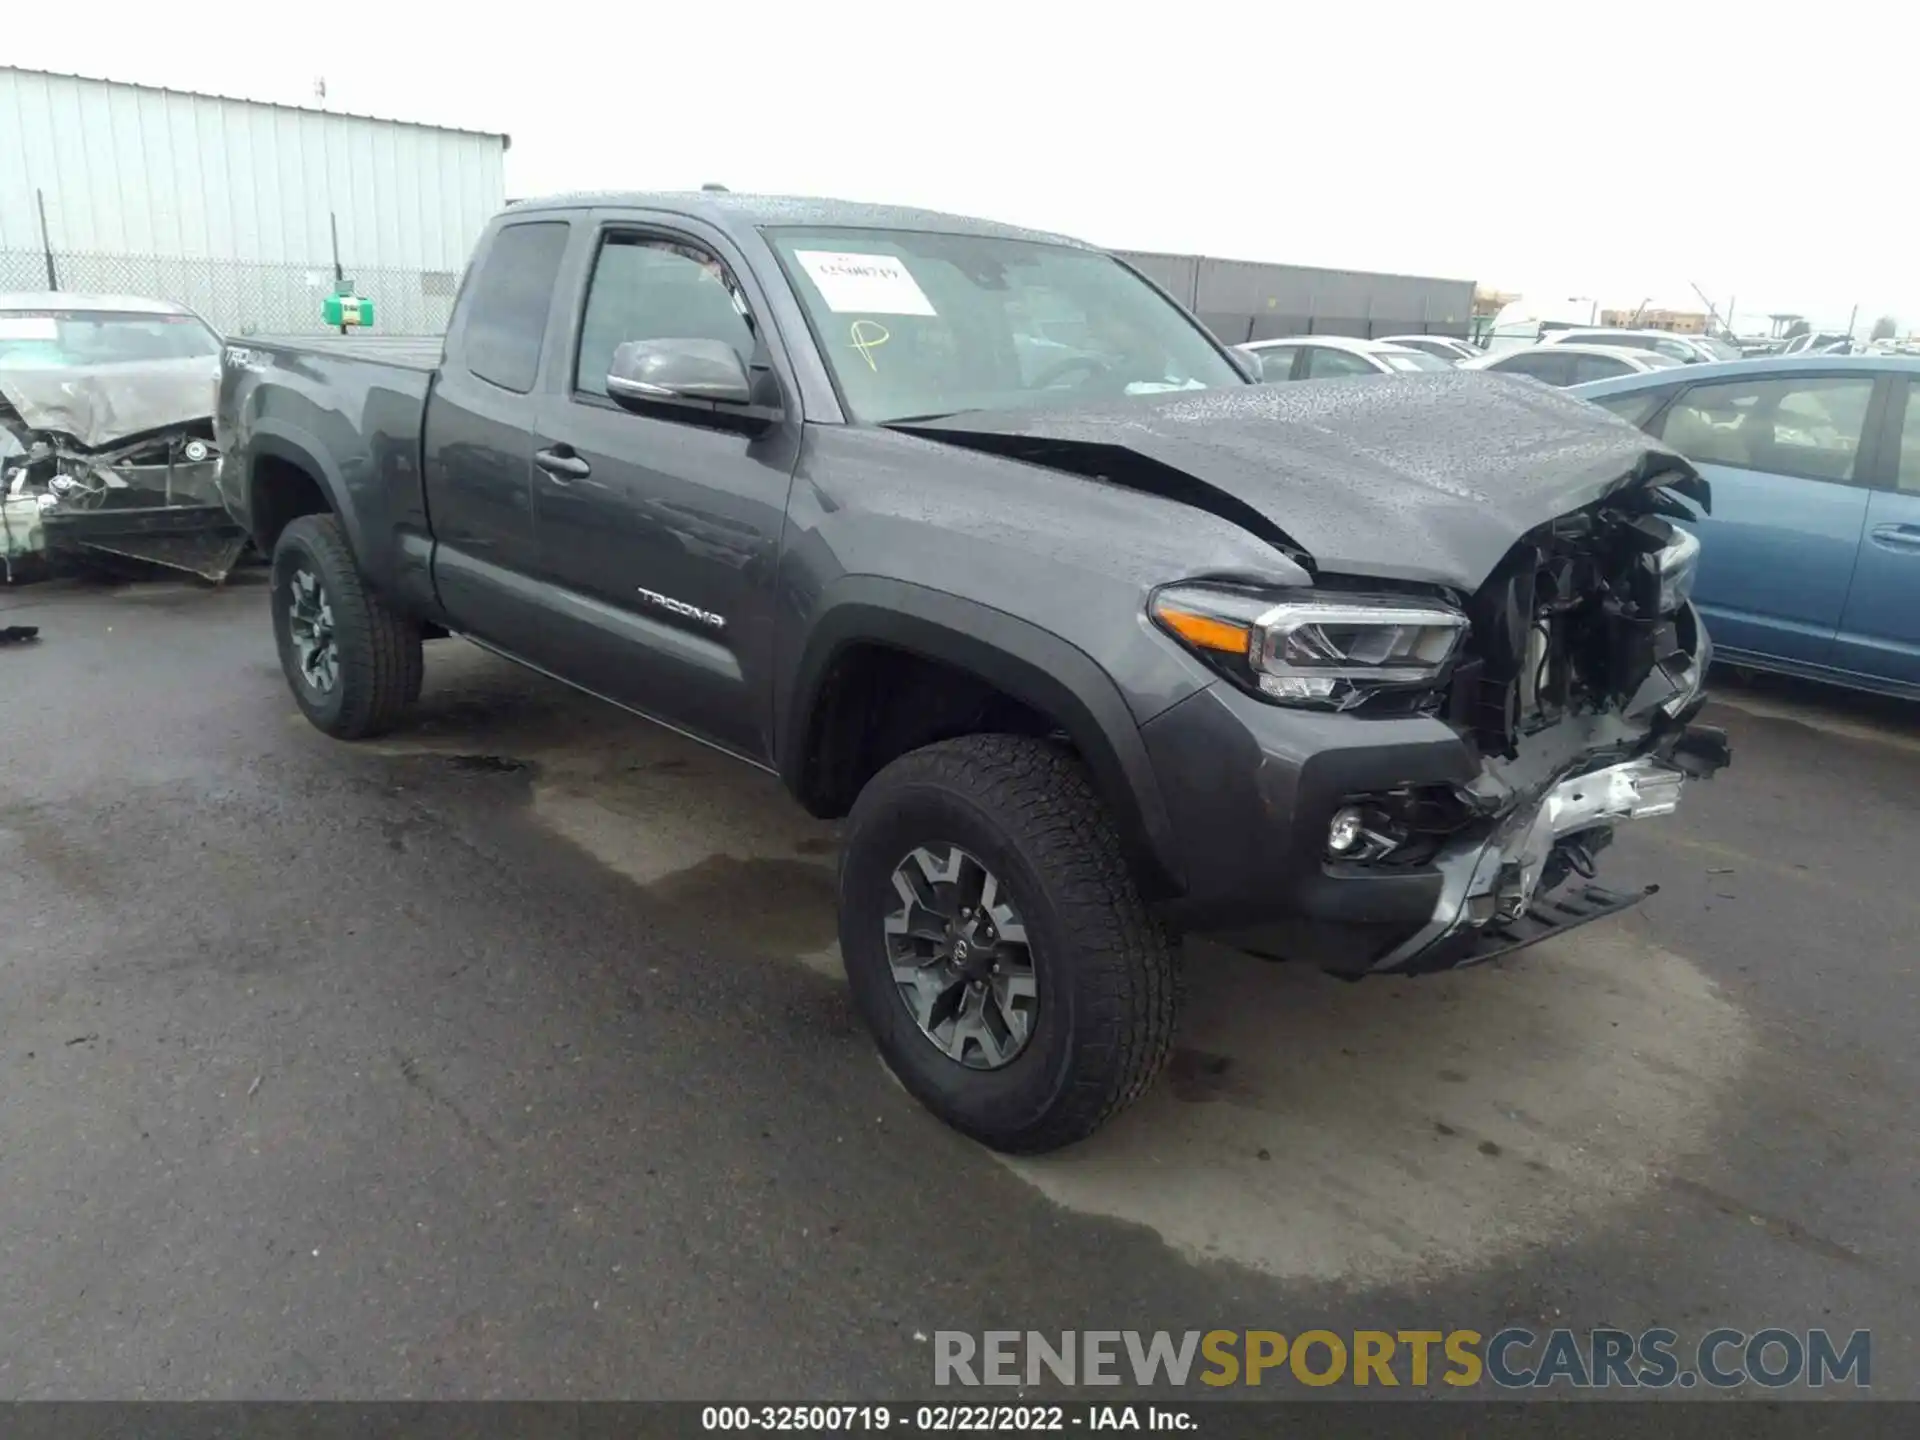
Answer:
0 248 459 336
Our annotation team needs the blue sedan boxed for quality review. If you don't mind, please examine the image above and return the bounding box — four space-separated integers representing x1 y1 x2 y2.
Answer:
1572 354 1920 699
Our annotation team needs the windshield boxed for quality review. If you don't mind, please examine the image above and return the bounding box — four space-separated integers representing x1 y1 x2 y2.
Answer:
1378 349 1454 372
0 309 221 369
766 228 1243 423
1694 336 1742 360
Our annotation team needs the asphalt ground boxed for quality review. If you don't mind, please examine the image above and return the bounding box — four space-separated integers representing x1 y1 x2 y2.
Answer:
1 573 1915 1402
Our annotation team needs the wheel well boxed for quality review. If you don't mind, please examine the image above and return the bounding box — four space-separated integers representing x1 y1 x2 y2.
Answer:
250 455 332 553
797 645 1062 817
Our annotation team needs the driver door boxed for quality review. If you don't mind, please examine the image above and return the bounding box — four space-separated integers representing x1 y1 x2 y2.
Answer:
526 216 804 761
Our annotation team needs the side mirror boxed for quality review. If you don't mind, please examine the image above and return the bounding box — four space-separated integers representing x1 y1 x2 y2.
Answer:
608 338 753 406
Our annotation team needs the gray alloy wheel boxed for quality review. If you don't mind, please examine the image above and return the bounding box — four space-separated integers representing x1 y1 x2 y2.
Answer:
884 843 1038 1070
286 568 339 694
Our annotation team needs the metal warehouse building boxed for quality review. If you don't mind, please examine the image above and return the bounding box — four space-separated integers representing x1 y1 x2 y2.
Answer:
0 67 507 335
1115 249 1476 344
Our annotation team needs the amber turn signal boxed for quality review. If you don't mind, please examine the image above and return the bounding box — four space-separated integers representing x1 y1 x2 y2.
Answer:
1153 605 1252 656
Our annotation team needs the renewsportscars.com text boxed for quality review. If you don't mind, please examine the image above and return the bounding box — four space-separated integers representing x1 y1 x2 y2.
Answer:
933 1328 1870 1390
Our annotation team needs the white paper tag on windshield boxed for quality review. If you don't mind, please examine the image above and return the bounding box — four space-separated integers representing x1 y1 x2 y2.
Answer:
794 251 936 316
0 316 58 340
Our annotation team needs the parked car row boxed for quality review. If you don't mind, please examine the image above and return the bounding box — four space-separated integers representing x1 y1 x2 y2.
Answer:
1236 335 1456 381
1232 317 1919 703
1461 343 1682 385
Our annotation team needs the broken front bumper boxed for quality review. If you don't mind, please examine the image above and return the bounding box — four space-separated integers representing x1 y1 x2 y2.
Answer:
3 453 247 582
1370 755 1686 974
1141 678 1727 977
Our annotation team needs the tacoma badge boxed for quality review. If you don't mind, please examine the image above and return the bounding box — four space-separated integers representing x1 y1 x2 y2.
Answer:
636 586 727 630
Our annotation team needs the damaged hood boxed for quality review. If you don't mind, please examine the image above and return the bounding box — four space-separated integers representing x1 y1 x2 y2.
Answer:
0 356 218 449
893 372 1705 591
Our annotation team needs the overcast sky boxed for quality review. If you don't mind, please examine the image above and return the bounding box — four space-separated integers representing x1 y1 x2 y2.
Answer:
9 1 1909 333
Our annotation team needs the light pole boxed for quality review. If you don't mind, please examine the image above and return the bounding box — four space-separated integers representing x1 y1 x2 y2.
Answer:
1568 296 1598 326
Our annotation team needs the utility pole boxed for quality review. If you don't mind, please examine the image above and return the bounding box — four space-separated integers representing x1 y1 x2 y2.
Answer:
35 188 57 290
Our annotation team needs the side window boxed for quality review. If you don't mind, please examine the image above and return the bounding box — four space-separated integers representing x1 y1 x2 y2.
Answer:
1897 386 1920 493
462 221 570 393
1494 352 1573 385
575 234 758 399
1304 346 1378 379
1570 353 1632 384
1250 346 1297 381
1592 387 1673 428
1657 375 1874 483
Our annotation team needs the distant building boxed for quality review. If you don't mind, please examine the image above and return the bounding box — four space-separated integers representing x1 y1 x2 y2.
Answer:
1113 250 1476 343
1599 307 1708 334
1 66 508 334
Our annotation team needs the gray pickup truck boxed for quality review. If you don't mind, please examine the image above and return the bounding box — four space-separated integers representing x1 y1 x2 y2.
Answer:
215 192 1729 1152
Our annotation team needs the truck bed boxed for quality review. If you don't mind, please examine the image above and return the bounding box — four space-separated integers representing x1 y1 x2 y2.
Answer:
244 333 446 371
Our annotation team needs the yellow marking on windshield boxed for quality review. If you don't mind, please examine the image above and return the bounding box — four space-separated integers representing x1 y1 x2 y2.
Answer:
850 319 890 371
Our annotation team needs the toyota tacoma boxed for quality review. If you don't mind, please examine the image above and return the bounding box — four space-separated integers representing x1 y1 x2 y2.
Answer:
214 193 1730 1152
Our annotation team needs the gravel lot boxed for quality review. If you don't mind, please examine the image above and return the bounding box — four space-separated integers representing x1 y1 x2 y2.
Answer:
1 574 1915 1399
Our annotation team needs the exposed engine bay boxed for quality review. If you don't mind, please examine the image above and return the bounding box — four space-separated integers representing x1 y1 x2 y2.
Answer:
1 371 247 584
1326 481 1731 970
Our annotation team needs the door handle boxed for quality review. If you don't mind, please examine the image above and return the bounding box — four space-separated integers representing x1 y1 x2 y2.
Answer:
1868 522 1920 553
534 446 591 482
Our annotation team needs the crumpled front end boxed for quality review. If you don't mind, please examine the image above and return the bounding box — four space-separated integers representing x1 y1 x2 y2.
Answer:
2 377 246 582
1362 479 1730 970
1142 465 1731 977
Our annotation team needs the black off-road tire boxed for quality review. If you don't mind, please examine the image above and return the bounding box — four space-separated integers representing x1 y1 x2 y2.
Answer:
270 513 423 739
839 734 1181 1154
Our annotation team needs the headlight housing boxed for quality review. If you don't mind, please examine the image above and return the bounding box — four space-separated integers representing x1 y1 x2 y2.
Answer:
1152 584 1468 711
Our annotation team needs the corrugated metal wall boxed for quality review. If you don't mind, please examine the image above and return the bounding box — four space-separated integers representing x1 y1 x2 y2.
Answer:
0 68 504 269
1115 248 1475 342
0 68 505 333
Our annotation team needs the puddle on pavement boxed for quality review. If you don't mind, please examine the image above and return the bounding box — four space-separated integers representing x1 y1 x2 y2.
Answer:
1001 932 1749 1284
379 642 1756 1286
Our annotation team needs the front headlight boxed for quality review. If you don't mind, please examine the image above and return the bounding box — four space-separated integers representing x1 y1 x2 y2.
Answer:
1152 584 1468 710
1655 527 1700 615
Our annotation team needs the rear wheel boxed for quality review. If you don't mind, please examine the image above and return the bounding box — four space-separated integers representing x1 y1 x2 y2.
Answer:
270 513 422 739
839 734 1180 1153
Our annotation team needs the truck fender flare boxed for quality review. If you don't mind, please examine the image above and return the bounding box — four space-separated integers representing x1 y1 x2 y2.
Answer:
245 420 369 565
779 577 1184 897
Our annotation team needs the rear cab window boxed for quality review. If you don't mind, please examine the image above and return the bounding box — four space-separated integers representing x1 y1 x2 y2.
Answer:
458 220 572 393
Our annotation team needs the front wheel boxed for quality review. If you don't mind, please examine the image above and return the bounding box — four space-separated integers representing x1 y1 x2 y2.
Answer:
270 513 422 739
838 734 1180 1154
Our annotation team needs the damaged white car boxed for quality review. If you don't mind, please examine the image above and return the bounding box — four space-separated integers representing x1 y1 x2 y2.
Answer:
1 292 248 582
